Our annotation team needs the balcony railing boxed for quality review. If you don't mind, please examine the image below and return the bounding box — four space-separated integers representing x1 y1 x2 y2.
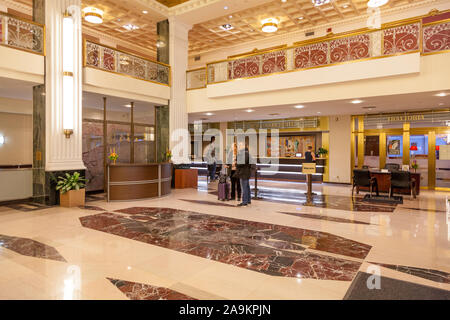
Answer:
191 12 450 87
84 40 171 86
0 12 45 55
186 67 206 90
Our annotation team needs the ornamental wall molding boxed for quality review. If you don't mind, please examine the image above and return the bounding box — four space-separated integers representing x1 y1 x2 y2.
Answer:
188 0 445 57
0 0 32 15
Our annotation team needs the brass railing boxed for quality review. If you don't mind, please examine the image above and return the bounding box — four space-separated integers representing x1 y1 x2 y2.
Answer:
189 11 450 87
186 67 207 90
84 40 171 86
0 12 45 55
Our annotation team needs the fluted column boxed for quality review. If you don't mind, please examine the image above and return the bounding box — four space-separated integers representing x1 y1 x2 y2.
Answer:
168 17 192 164
45 0 84 171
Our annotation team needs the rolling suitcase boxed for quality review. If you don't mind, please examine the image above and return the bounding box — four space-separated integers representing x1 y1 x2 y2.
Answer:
218 182 231 201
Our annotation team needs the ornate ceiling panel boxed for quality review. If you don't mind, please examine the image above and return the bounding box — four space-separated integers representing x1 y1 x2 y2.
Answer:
81 0 159 55
188 0 424 55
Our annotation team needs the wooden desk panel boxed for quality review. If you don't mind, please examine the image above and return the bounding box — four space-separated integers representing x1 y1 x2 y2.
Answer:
175 169 198 189
108 163 172 201
360 171 421 195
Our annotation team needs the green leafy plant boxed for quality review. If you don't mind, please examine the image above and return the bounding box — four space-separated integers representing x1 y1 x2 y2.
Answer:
318 147 328 157
411 160 419 171
56 172 87 194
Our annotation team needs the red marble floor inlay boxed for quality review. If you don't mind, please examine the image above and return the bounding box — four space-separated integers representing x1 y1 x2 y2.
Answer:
0 234 66 262
80 207 371 281
278 212 372 225
108 278 196 300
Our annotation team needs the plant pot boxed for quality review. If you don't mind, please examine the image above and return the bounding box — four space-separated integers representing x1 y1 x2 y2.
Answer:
60 189 86 207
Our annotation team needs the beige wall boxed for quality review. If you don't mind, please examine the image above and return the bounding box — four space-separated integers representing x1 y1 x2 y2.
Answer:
0 112 33 165
329 115 352 184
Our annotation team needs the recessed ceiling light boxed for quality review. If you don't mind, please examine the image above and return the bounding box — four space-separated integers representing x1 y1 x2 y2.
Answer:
229 15 233 19
317 112 321 114
294 105 305 109
205 112 214 116
123 24 139 31
246 109 255 113
123 104 132 108
224 6 228 10
142 10 148 14
220 24 234 31
342 4 349 8
367 0 389 8
435 92 448 97
351 99 363 104
0 135 4 145
298 16 304 20
281 0 287 2
312 0 331 7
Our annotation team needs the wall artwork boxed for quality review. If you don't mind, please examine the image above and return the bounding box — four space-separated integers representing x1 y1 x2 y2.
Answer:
267 136 315 158
388 139 402 156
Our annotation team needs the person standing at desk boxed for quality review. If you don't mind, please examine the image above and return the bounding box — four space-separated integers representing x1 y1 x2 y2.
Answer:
204 136 217 182
305 146 316 163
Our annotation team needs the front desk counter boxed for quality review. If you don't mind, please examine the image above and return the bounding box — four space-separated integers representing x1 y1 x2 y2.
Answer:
257 157 326 183
107 163 172 201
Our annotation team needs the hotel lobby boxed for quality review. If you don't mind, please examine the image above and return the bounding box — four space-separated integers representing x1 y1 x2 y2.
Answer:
0 0 449 304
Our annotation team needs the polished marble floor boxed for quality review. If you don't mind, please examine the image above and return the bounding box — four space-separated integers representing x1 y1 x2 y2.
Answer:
0 181 449 300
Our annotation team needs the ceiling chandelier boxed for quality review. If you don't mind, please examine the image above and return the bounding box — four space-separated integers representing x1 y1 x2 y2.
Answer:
261 18 279 33
82 7 104 24
367 0 389 7
311 0 331 7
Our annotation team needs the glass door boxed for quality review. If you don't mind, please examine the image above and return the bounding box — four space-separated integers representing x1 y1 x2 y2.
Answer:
364 135 379 169
436 133 450 189
386 135 403 170
410 135 428 188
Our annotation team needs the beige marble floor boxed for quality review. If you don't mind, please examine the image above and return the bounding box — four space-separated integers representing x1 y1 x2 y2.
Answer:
0 182 449 300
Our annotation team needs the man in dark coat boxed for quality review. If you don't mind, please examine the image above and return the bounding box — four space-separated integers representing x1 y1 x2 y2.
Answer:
235 141 253 207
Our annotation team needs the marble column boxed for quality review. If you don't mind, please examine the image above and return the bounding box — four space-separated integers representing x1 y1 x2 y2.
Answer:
32 0 46 203
157 20 169 65
155 105 169 163
32 0 85 204
33 85 46 203
168 17 192 164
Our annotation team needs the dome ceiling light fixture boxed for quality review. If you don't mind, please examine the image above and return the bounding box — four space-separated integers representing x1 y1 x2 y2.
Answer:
367 0 389 8
311 0 331 7
261 18 279 33
82 7 104 24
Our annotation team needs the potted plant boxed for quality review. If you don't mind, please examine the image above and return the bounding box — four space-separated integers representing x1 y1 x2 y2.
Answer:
109 148 118 165
56 172 87 207
318 147 328 158
166 149 172 162
411 160 419 173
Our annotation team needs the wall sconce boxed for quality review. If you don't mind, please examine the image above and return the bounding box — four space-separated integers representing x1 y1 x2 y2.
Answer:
63 12 74 139
0 135 4 145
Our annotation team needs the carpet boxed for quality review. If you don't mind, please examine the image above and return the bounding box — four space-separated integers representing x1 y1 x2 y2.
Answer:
363 194 403 205
344 272 450 300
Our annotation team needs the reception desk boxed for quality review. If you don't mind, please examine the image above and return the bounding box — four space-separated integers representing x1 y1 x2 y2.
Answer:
107 163 172 201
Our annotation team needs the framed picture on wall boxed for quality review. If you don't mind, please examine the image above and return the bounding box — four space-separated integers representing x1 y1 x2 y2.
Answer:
388 139 401 155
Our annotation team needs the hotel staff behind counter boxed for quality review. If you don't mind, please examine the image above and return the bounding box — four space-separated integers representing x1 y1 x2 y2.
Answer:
304 146 316 163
